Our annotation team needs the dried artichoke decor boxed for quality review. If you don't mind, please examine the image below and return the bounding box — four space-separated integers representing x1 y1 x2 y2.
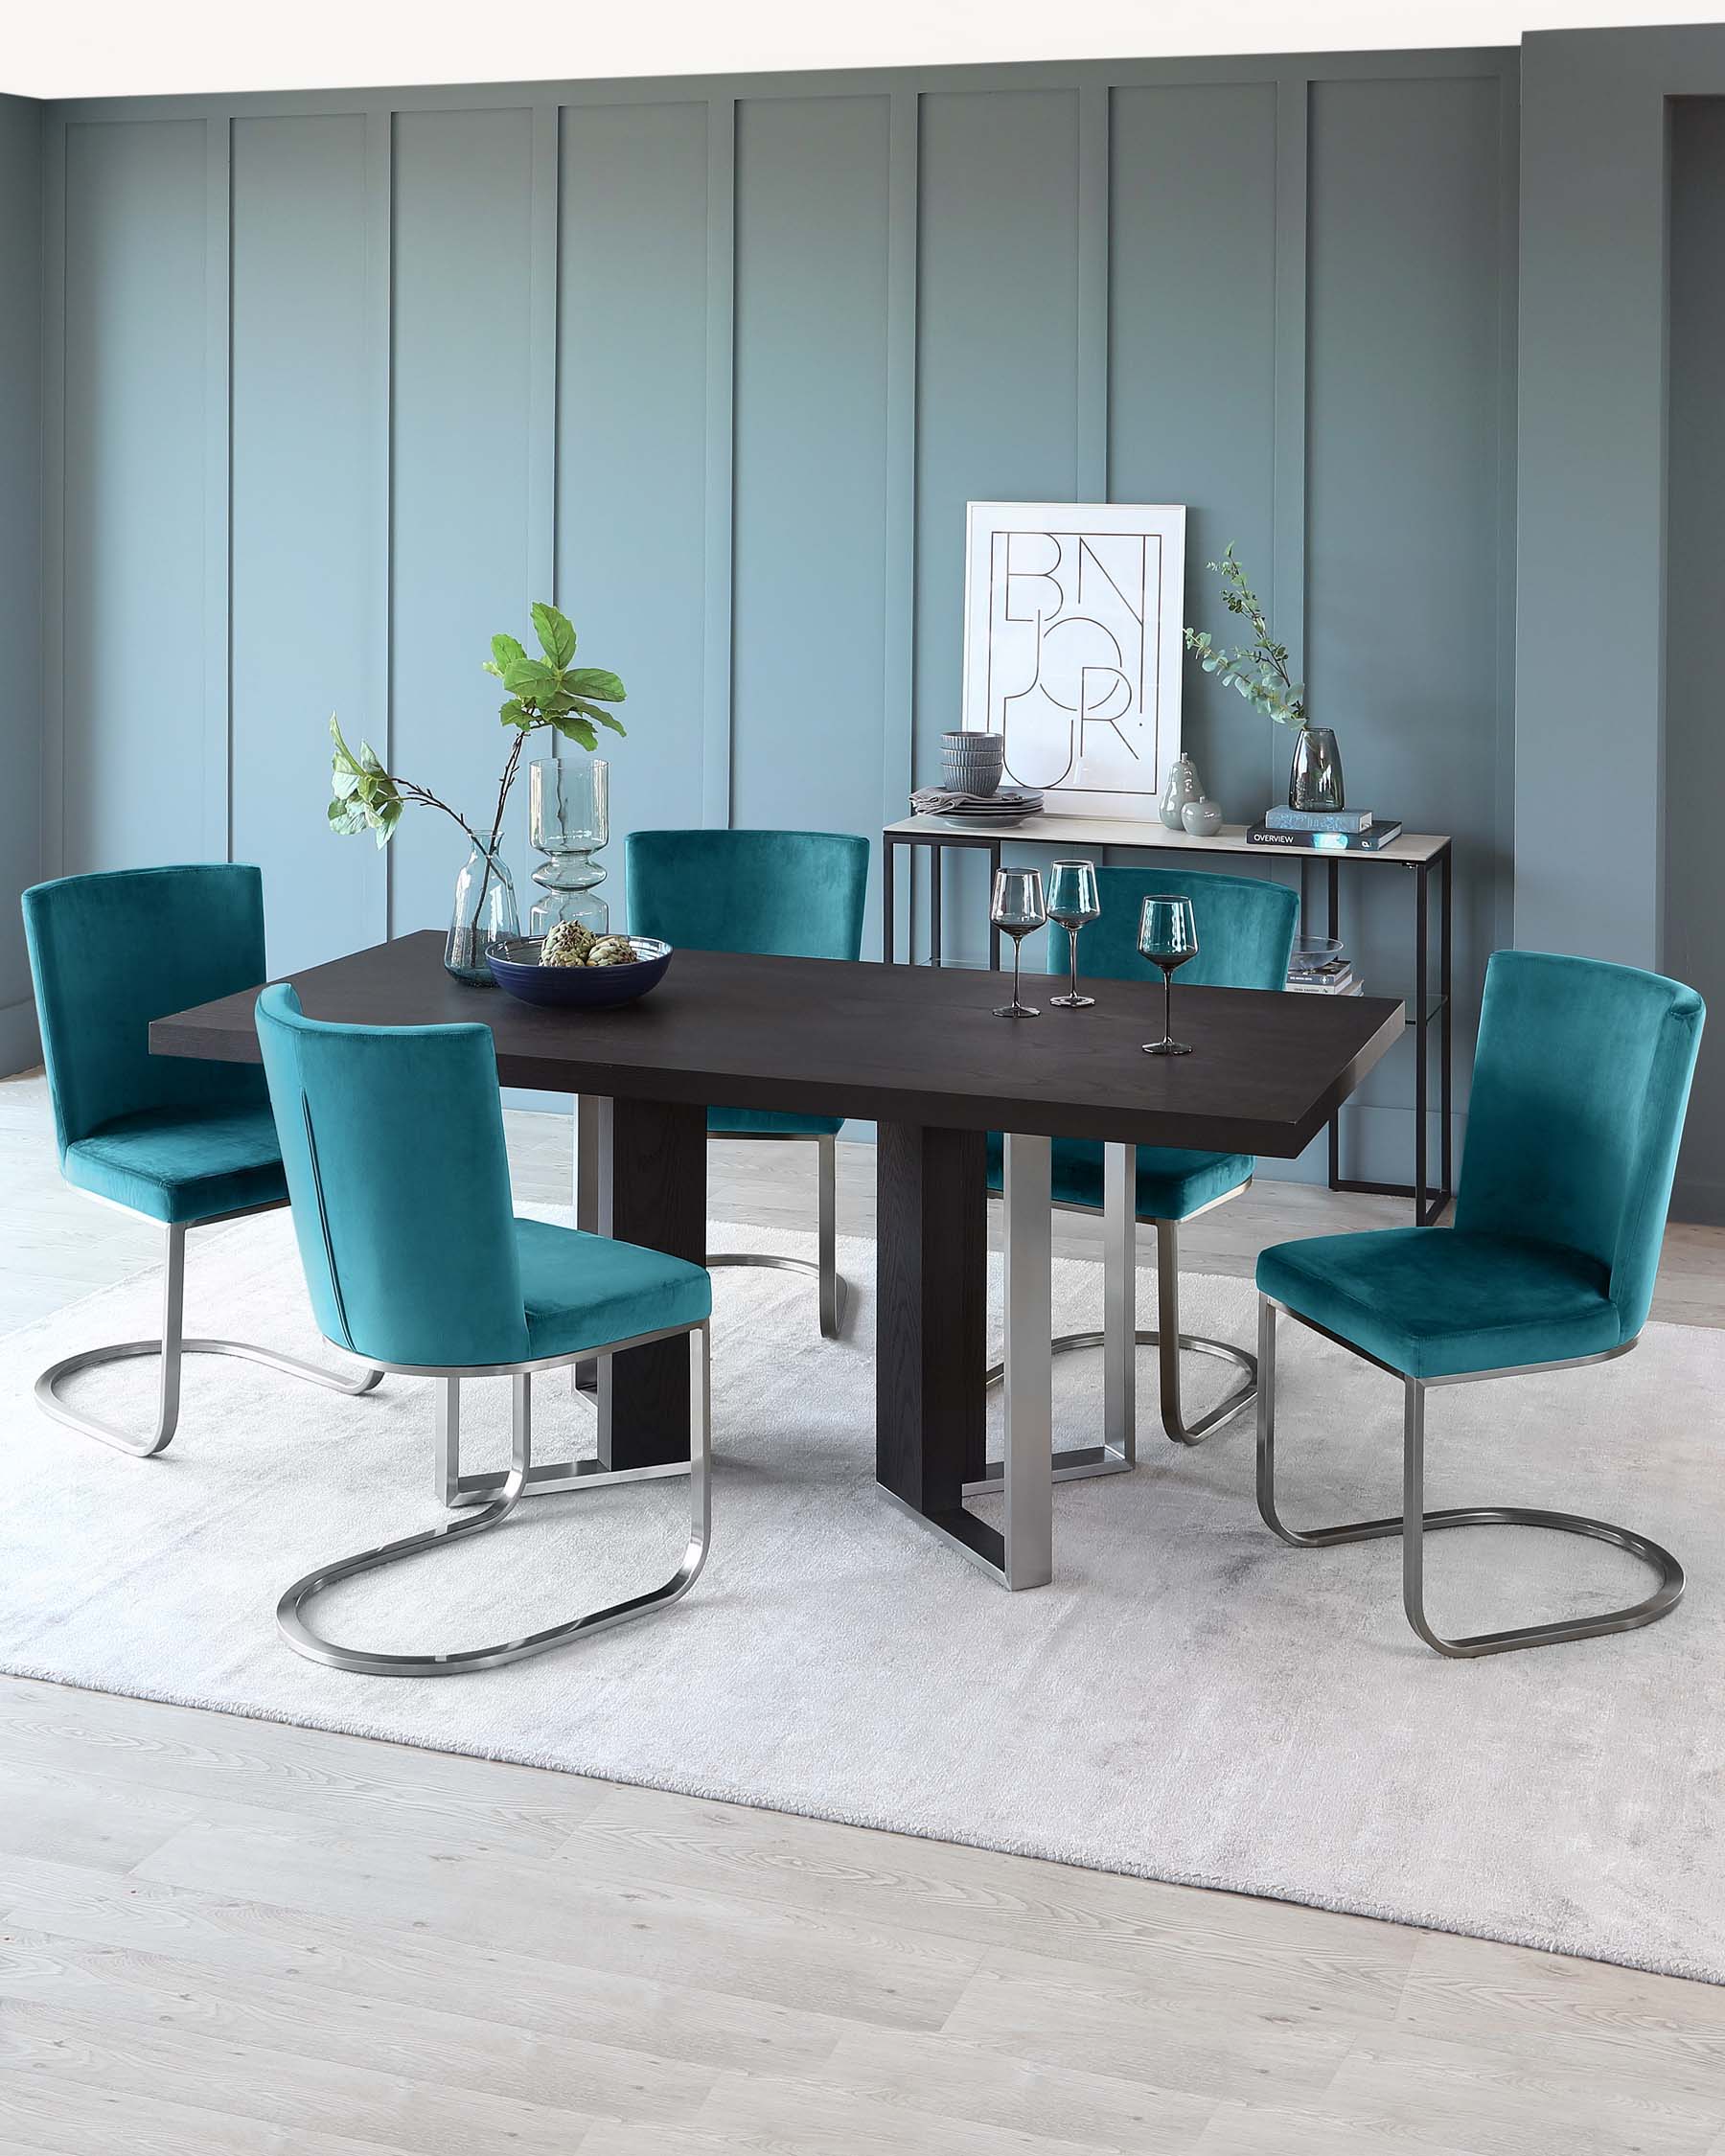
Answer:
541 923 635 969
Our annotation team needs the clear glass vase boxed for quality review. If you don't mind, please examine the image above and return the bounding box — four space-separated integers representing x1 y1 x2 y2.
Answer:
444 821 520 984
528 756 610 940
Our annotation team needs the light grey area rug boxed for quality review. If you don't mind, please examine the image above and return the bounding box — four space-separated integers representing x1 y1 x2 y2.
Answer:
2 1205 1723 1983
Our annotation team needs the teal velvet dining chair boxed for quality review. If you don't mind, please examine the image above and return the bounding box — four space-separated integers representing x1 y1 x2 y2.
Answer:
255 983 714 1676
1256 949 1704 1658
20 864 380 1456
982 864 1299 1483
626 829 871 1340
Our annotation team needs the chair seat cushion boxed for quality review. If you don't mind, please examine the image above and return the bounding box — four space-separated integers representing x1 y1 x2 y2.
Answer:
707 1106 843 1138
1256 1226 1622 1381
63 1104 288 1226
516 1217 712 1363
985 1134 1253 1223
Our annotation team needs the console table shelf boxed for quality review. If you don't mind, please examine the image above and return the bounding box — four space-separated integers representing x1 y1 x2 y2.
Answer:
882 814 1453 1227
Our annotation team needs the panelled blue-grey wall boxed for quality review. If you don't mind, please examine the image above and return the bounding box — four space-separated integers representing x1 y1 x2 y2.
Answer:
42 53 1518 1178
1518 24 1725 1220
0 94 43 1076
1665 97 1725 1217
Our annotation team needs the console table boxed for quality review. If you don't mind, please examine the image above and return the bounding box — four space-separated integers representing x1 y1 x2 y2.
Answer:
882 812 1452 1227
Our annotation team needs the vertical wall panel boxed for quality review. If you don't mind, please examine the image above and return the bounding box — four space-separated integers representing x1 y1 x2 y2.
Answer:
62 120 207 874
915 88 1080 957
230 114 377 975
1665 100 1725 1216
558 100 708 931
390 107 534 939
731 94 889 862
0 96 42 1069
1108 81 1278 826
1306 74 1507 1172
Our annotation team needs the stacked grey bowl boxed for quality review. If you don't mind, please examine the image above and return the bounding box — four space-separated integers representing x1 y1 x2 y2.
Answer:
940 730 1005 797
914 732 1043 825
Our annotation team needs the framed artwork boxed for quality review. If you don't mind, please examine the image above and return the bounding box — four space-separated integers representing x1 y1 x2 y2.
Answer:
960 501 1186 818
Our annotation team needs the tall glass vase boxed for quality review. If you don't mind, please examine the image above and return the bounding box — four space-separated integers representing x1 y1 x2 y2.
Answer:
528 756 610 940
445 820 520 984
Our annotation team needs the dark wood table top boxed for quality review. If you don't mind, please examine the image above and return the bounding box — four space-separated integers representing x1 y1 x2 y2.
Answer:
150 929 1404 1157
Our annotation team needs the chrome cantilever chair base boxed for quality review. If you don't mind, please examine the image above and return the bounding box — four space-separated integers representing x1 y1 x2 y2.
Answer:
971 1157 1255 1492
436 1364 692 1507
35 1207 382 1458
1255 1295 1683 1658
707 1132 844 1340
278 1319 713 1676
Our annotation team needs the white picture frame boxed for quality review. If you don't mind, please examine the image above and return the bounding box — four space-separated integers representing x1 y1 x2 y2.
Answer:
960 501 1186 818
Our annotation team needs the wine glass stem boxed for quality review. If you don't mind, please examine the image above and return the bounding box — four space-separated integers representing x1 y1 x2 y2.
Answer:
1012 936 1024 1009
1164 971 1173 1044
1070 928 1080 1000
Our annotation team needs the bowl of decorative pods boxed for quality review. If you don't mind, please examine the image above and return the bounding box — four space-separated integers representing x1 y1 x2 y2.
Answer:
487 922 675 1010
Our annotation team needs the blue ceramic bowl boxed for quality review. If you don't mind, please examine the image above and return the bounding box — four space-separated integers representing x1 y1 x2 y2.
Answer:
488 936 673 1010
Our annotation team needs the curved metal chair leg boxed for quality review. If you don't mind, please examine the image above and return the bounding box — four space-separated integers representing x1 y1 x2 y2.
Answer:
277 1324 712 1677
34 1222 382 1458
1254 1296 1684 1658
1150 1218 1256 1446
709 1134 845 1340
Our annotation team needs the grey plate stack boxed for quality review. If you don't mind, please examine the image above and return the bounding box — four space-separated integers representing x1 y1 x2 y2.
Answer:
909 785 1045 828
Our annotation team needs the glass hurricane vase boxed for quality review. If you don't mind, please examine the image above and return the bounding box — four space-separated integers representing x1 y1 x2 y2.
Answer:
528 756 610 940
445 821 520 985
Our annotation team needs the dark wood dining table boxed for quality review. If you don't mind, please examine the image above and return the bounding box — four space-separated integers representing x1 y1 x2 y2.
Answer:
151 930 1403 1591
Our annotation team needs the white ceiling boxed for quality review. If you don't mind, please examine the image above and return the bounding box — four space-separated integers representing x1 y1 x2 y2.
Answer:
3 0 1720 101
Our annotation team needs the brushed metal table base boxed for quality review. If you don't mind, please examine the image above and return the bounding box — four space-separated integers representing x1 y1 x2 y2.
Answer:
34 1210 382 1458
968 1154 1255 1492
1255 1296 1683 1658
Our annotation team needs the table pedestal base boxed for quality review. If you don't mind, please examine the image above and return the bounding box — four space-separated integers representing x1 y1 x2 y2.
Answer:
597 1095 705 1471
876 1123 1053 1589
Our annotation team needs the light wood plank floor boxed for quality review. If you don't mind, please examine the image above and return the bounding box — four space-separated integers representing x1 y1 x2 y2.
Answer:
4 1065 1725 2153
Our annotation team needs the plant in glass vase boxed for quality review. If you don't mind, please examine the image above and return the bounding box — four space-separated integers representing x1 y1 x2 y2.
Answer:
1183 544 1344 813
326 601 626 980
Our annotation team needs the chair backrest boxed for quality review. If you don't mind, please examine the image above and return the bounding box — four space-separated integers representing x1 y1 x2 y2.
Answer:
626 829 871 961
1456 950 1705 1340
22 863 271 1158
255 983 529 1370
1040 863 1299 992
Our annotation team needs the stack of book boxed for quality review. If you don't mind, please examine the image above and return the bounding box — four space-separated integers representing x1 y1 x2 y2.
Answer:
1245 805 1403 852
1286 940 1363 998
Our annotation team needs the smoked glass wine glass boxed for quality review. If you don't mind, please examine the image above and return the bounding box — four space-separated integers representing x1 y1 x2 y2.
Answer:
990 868 1047 1018
1046 859 1101 1009
1138 893 1199 1056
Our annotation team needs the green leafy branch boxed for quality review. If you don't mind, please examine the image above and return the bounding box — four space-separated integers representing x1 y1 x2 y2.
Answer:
1182 544 1307 731
484 601 627 754
327 601 628 855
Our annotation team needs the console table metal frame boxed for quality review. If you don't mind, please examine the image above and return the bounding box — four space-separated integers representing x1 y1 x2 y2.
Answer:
883 814 1453 1227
